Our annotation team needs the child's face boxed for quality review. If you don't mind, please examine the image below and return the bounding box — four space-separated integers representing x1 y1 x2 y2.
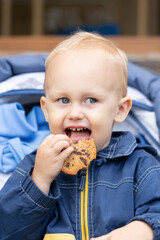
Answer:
42 49 130 152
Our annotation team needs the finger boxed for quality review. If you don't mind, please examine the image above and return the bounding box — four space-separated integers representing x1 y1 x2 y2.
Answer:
53 140 72 155
41 134 71 148
59 146 74 160
52 134 71 143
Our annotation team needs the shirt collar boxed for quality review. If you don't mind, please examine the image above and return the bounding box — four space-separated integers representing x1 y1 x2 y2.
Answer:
97 131 137 159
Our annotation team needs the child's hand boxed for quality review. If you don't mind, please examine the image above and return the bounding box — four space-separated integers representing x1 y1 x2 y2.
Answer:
31 134 74 195
90 220 153 240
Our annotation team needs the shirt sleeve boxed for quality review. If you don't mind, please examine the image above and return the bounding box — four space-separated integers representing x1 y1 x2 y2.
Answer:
0 153 61 240
130 148 160 240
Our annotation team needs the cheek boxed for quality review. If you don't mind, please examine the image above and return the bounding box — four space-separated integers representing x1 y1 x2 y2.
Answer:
47 110 66 134
90 109 116 151
94 124 113 151
92 106 116 126
47 113 59 129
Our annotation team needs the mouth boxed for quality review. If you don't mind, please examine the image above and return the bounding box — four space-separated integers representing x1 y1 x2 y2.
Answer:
65 127 91 141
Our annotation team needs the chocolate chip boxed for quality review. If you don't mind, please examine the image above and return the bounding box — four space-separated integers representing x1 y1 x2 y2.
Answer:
65 162 70 168
85 152 90 157
73 150 82 155
80 157 87 166
81 149 90 157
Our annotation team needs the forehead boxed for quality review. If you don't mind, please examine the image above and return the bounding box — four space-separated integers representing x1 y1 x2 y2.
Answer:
45 49 123 94
46 49 117 76
47 48 107 69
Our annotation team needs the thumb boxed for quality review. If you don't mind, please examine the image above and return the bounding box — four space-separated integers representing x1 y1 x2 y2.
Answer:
90 233 111 240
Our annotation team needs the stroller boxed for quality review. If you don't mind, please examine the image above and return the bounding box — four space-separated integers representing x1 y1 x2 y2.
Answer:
0 54 160 189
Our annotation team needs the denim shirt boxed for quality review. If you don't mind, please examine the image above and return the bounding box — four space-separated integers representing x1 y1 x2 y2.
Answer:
0 131 160 240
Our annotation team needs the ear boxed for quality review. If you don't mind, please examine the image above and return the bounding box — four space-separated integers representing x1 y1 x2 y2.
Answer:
40 96 49 122
114 96 132 123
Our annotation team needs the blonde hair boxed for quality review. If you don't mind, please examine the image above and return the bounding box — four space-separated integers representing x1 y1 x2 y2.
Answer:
45 31 128 95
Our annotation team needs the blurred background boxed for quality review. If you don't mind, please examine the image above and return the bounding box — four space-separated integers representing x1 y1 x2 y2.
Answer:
0 0 160 72
0 0 160 36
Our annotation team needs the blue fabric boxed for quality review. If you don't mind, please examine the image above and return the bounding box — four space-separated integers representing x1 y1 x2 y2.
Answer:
0 102 50 173
128 62 160 139
0 54 46 83
0 132 160 239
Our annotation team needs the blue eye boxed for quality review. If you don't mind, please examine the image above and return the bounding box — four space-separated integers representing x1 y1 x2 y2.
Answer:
86 98 97 104
59 98 70 104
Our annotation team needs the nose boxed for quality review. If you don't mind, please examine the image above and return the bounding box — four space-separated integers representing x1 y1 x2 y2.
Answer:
67 103 84 120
